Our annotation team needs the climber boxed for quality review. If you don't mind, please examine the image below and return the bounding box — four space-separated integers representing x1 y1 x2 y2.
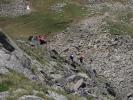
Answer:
28 36 33 41
36 35 47 45
29 35 47 46
30 36 37 46
70 54 74 62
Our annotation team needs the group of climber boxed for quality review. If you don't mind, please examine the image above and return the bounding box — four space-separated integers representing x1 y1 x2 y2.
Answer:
28 34 84 64
70 53 84 64
28 35 47 46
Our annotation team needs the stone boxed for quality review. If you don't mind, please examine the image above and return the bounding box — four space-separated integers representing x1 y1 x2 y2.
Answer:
47 90 67 100
51 74 62 80
13 89 27 95
127 92 133 97
19 95 44 100
87 93 97 98
73 79 84 91
0 92 9 100
129 97 133 100
66 75 76 81
77 73 88 79
0 67 9 75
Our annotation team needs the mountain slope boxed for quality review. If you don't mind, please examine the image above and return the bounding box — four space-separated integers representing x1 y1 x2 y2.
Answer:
1 0 133 100
0 31 117 100
48 1 133 99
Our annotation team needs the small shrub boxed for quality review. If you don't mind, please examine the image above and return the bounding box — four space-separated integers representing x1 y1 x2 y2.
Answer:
0 83 9 92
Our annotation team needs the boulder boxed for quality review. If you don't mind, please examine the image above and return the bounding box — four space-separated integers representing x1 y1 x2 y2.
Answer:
77 73 88 79
46 90 67 100
0 67 9 75
73 79 84 91
51 74 63 80
0 92 9 100
19 95 44 100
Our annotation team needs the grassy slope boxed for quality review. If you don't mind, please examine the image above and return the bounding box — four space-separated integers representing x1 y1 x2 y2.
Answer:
0 0 87 39
0 71 94 100
102 11 133 36
0 71 48 100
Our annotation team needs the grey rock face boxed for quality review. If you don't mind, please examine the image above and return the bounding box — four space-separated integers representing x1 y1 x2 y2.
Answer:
0 32 37 80
73 78 84 91
0 49 35 80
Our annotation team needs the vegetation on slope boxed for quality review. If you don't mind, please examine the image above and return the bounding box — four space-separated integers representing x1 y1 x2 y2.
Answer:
0 70 48 99
0 70 94 100
0 0 87 39
0 0 14 4
0 71 44 91
102 11 133 36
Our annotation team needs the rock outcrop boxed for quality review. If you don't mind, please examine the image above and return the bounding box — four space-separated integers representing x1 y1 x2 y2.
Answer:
0 31 36 80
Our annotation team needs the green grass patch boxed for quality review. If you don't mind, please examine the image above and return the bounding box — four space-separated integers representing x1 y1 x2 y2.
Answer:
103 11 133 36
108 22 133 35
115 11 133 23
0 70 93 100
104 21 133 35
63 3 86 18
0 71 45 91
0 83 9 92
17 42 48 64
0 0 87 39
0 70 49 99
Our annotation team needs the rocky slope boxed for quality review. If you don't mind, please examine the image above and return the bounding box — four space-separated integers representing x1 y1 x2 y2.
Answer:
0 31 118 100
1 0 133 100
48 1 133 100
